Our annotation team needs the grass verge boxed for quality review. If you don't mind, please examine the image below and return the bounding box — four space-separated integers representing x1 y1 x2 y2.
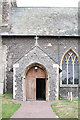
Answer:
0 94 13 99
2 100 21 118
51 99 78 119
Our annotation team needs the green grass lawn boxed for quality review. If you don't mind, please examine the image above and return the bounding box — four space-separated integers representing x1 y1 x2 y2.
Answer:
51 99 78 119
0 94 13 99
2 100 21 119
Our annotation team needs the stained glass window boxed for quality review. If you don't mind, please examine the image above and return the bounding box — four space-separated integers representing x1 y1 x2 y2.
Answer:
62 50 79 85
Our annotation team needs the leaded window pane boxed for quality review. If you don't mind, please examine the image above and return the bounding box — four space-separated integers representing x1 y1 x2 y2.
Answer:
74 58 79 84
72 54 75 60
68 57 73 84
69 51 72 55
62 50 79 85
66 54 69 59
62 58 67 84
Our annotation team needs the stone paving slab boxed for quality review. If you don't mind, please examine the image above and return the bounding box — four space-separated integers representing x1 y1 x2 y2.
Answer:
11 101 59 118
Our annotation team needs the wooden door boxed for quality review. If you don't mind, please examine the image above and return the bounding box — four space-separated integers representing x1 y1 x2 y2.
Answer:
26 77 36 100
26 66 47 100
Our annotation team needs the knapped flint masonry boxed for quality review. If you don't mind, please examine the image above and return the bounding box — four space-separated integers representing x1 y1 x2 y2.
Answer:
0 0 79 101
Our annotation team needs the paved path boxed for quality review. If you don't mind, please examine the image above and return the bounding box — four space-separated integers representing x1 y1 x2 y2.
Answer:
11 101 59 118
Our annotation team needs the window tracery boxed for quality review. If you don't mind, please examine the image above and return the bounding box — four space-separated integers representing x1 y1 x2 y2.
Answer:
62 50 79 85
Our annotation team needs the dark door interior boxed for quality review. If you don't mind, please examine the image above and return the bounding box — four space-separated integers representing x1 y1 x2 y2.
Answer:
36 78 46 100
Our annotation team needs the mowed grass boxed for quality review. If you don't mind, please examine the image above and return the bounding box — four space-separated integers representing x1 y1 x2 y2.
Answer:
0 94 13 99
51 99 78 119
2 100 21 118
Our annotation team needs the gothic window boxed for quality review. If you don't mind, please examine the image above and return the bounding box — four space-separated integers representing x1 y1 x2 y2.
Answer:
62 58 67 84
62 50 79 85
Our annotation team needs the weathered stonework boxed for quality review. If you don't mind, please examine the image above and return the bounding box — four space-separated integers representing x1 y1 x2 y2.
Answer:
0 36 7 94
1 1 10 33
1 0 17 34
3 44 7 93
2 36 79 99
1 1 79 100
60 87 78 98
13 45 59 101
0 37 4 94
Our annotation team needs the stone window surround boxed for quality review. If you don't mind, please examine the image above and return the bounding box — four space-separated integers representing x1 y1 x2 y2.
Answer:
60 48 79 88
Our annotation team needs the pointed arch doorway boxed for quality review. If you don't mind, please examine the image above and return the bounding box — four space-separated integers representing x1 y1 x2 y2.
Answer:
25 63 48 101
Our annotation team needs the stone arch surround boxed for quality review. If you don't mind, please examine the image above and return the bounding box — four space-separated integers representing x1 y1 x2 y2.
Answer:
60 49 79 86
13 46 59 101
24 63 48 101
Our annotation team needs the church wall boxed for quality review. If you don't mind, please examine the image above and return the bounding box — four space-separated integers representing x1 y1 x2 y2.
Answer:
1 0 17 33
3 45 8 93
59 38 79 98
2 36 35 93
0 37 7 94
0 37 4 94
2 36 79 99
13 47 59 101
1 0 10 33
78 39 80 101
60 87 78 98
